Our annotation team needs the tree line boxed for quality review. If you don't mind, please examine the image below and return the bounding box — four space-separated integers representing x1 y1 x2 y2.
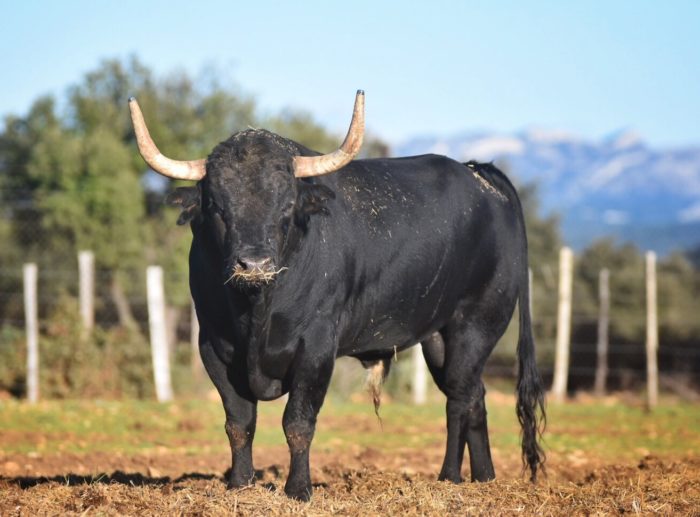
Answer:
0 57 698 398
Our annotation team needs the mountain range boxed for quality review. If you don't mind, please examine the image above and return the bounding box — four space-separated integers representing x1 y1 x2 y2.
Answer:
395 129 700 255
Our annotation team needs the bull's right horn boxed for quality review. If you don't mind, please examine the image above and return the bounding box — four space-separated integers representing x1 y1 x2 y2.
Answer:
128 97 206 181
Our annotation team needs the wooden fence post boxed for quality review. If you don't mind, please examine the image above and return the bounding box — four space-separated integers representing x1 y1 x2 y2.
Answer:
645 251 659 409
594 268 610 396
412 345 427 405
147 266 173 402
23 263 39 404
551 247 573 402
78 250 95 332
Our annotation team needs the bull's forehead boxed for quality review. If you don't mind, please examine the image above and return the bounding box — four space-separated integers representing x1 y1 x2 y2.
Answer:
204 129 298 204
207 129 298 174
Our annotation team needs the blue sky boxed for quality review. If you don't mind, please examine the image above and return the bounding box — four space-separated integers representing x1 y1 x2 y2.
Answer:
2 1 699 147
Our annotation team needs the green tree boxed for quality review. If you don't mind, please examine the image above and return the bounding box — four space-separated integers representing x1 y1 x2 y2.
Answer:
657 252 700 342
575 239 645 343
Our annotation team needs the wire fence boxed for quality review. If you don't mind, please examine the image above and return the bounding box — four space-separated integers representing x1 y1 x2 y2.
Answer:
1 235 699 402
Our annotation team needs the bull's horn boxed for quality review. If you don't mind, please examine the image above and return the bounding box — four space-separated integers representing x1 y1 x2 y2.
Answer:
293 90 365 178
128 97 206 181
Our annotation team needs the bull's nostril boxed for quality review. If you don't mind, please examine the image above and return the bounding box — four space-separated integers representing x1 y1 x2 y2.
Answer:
239 257 273 271
229 256 280 285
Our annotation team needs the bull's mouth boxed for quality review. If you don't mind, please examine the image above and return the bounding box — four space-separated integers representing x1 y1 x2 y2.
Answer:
227 264 288 287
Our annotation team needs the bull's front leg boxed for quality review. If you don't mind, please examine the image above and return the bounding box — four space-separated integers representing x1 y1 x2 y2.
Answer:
199 331 257 488
281 338 335 501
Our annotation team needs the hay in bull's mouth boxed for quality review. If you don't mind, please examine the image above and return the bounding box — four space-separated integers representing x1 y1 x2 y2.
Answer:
226 265 288 286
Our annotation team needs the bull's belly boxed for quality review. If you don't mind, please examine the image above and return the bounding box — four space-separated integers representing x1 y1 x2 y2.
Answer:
337 308 446 358
335 278 465 358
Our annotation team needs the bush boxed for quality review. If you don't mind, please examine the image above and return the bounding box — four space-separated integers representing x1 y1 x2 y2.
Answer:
2 294 157 399
0 325 26 397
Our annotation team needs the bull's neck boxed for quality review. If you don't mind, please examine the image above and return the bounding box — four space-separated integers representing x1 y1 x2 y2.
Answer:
246 212 327 348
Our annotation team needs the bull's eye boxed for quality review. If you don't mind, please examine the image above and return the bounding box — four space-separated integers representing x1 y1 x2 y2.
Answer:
280 217 290 236
207 198 224 216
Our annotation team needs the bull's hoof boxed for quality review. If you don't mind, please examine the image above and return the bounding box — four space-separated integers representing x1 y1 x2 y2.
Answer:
284 481 312 501
226 472 255 490
471 471 496 483
438 470 464 484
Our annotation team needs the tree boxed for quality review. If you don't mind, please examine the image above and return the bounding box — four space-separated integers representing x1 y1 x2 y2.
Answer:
657 252 700 342
575 239 645 343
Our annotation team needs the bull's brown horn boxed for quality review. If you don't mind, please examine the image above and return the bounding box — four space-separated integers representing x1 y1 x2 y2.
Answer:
128 97 206 181
293 90 365 178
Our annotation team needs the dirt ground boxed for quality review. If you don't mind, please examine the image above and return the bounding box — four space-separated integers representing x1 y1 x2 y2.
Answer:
1 445 699 515
2 394 699 515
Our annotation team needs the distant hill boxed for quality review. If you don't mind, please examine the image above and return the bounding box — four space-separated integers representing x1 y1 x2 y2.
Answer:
395 129 700 254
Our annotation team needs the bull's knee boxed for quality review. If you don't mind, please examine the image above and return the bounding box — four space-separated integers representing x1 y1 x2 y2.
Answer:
463 383 487 427
466 396 487 429
445 382 486 427
283 421 314 453
225 421 252 450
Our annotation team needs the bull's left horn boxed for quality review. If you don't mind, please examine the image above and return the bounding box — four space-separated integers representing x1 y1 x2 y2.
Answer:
128 97 206 181
293 90 365 178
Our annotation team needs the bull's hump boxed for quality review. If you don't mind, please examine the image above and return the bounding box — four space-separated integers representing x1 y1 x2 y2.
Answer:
224 129 301 157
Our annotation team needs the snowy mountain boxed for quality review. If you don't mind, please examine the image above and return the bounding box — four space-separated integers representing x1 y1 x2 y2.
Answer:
395 130 700 254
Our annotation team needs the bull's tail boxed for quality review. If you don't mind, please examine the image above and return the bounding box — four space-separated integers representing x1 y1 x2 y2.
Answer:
516 256 546 481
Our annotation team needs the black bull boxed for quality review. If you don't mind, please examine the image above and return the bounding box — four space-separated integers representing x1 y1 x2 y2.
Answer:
129 93 545 501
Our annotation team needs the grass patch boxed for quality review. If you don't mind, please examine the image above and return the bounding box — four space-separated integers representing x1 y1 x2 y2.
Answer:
1 394 698 461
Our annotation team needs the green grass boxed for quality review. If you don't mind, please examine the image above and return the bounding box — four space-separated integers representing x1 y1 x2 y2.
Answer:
1 395 699 461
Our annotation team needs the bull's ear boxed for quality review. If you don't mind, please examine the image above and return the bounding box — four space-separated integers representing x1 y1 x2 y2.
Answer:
296 182 336 218
166 186 201 225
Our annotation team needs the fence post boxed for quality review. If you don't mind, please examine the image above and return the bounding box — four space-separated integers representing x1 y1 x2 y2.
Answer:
412 345 427 405
551 247 573 402
23 263 39 404
594 268 610 396
78 250 95 332
147 266 173 402
645 251 659 409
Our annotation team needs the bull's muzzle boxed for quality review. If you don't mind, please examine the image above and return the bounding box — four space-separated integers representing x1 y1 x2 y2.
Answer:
226 257 286 286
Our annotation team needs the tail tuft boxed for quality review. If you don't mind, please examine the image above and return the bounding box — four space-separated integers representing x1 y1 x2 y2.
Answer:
516 345 546 481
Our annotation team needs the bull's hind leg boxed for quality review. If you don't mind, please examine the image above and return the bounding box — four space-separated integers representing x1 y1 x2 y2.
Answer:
422 319 498 483
199 331 257 488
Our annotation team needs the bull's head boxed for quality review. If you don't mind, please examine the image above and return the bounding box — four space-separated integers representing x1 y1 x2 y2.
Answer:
129 91 365 287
